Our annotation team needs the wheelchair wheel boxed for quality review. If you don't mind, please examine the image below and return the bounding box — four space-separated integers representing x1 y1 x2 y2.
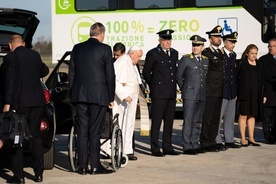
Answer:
120 154 128 168
68 125 79 172
111 124 123 171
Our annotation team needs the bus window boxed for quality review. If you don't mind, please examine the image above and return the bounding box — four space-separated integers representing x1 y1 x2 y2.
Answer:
133 0 176 9
196 0 243 6
262 0 276 42
75 0 117 11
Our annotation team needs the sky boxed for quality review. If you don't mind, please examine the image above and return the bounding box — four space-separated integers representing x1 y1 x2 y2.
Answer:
1 0 52 42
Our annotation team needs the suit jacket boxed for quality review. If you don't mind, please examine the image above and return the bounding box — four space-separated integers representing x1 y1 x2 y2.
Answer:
142 44 178 99
69 38 115 106
259 53 276 106
202 46 225 97
3 46 49 109
176 54 209 101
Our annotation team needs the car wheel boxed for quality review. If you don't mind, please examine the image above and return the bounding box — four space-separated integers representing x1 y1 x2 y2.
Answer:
44 142 55 170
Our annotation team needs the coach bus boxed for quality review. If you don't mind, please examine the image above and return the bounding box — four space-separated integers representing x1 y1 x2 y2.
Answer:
51 0 276 108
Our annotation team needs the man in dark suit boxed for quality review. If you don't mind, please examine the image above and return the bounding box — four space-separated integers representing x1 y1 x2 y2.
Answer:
216 32 241 149
259 38 276 144
69 22 115 174
3 34 49 183
200 25 226 152
142 29 180 157
176 35 209 155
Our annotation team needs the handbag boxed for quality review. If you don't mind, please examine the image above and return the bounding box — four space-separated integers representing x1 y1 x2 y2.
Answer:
0 110 30 147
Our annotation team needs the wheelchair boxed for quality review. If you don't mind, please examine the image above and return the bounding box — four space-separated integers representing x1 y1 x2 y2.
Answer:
67 109 128 172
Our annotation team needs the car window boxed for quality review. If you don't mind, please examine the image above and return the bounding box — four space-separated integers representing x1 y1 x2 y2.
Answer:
0 25 25 34
57 62 69 83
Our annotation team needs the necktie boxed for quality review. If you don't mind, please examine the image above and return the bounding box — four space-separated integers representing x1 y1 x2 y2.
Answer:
229 53 233 58
166 50 169 56
197 56 201 62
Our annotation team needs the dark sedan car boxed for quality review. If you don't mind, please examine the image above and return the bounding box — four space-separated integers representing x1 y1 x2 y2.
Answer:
45 51 74 134
0 8 56 170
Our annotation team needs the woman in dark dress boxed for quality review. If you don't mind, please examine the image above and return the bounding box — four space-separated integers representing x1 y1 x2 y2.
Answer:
236 44 264 146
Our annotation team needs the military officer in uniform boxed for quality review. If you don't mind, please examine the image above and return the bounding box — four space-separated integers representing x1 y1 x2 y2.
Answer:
200 25 226 152
216 32 241 149
142 29 180 157
176 35 209 155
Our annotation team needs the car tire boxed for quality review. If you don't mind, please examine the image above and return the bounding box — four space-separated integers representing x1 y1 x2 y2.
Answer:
44 142 55 170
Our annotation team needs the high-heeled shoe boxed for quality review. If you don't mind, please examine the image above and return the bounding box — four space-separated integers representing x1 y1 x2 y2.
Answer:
248 140 261 146
240 140 248 147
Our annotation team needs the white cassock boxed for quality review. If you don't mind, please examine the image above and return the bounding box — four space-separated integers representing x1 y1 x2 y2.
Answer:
113 54 141 154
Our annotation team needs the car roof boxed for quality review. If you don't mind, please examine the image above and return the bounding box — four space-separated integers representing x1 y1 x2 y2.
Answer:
0 8 40 54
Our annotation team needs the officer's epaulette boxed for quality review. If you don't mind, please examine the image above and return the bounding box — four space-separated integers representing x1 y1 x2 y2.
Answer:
182 54 191 58
220 48 225 54
202 55 208 59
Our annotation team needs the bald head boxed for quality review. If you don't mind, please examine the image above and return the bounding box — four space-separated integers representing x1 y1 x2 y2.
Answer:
9 34 25 51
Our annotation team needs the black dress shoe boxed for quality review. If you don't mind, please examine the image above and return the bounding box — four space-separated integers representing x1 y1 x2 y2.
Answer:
34 175 43 182
152 152 164 157
6 176 25 184
195 148 206 154
127 154 138 161
183 149 198 155
215 143 228 151
204 145 219 152
248 140 261 146
225 142 241 149
78 167 88 175
164 151 180 156
90 166 113 175
240 140 248 147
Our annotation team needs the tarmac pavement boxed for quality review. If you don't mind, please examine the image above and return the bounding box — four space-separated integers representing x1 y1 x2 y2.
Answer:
1 119 276 184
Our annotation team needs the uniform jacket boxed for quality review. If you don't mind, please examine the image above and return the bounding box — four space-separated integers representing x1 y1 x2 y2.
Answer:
202 46 225 97
3 46 49 109
69 38 115 106
176 54 209 101
221 48 237 100
259 53 276 106
142 44 178 99
114 54 140 102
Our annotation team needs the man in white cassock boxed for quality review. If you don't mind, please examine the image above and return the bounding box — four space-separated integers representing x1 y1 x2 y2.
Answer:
113 45 143 161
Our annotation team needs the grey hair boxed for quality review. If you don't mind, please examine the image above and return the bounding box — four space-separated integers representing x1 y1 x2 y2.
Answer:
89 22 106 37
